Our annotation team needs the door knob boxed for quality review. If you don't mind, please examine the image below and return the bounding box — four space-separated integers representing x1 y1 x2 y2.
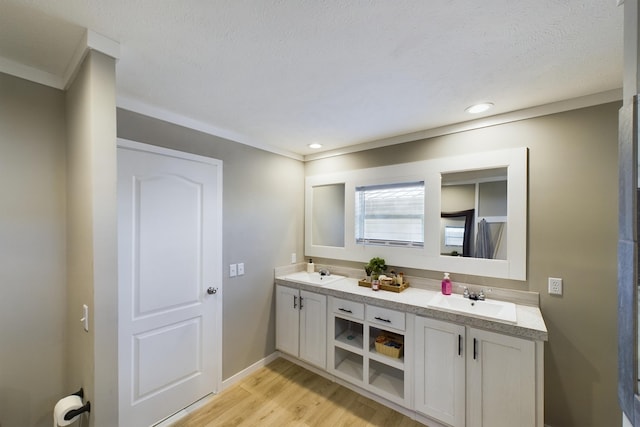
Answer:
207 287 217 295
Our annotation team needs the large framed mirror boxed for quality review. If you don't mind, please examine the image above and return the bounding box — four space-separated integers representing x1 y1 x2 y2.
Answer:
304 147 527 280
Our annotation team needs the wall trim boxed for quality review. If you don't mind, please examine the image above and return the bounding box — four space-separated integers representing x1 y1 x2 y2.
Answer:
0 29 119 90
117 89 621 163
116 96 305 161
304 89 622 161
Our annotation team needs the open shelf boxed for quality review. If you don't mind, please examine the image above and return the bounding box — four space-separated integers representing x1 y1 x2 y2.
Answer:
369 326 405 370
369 344 405 370
369 359 404 400
335 347 364 383
335 317 364 352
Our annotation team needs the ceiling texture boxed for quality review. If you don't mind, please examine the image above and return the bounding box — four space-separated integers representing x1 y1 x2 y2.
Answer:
0 1 624 159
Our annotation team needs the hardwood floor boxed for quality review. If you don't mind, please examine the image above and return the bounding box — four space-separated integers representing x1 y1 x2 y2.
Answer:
171 357 428 427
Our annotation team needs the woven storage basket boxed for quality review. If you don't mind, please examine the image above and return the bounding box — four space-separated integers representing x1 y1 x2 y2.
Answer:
374 334 404 358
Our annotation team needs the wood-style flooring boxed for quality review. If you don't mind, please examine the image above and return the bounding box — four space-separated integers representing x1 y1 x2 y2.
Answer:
170 357 428 427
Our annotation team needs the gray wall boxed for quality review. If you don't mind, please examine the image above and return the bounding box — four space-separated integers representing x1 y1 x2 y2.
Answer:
306 102 621 427
0 74 67 427
116 109 305 379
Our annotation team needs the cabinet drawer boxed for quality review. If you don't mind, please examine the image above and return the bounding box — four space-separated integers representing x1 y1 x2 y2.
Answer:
331 297 364 320
366 305 405 331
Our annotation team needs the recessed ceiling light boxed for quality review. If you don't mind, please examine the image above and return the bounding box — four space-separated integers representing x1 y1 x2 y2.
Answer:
465 102 494 114
308 143 322 149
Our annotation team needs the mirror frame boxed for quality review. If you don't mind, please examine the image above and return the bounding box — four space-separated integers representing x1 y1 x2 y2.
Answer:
618 96 640 424
304 147 528 280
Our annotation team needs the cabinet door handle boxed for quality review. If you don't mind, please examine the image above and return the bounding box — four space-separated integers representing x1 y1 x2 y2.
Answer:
339 308 353 313
458 334 462 356
293 295 297 309
473 338 478 360
374 316 391 323
300 296 304 309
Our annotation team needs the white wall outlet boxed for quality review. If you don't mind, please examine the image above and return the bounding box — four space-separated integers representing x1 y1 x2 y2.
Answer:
237 262 245 276
548 277 563 295
229 263 237 277
291 253 296 264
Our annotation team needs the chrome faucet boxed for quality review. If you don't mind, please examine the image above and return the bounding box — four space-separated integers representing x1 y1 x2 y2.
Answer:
319 268 331 277
463 287 488 301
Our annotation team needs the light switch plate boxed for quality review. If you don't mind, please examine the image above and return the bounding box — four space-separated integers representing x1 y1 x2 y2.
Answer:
81 304 89 332
229 264 237 277
237 263 245 276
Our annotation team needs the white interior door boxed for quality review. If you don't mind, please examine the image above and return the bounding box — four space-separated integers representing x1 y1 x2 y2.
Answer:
117 139 222 427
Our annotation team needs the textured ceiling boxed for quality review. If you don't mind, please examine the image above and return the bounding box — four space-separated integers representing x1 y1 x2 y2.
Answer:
0 1 624 157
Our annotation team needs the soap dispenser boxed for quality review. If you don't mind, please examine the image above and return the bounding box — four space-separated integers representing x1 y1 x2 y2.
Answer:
307 259 315 273
441 272 452 295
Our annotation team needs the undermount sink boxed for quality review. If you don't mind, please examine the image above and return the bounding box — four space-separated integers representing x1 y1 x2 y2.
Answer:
429 292 517 324
282 271 346 286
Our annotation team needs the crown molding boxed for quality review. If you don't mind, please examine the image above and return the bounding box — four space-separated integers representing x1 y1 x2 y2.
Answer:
304 89 623 161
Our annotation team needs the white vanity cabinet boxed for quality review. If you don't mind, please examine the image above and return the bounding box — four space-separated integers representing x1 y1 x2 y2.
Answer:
275 285 327 369
415 316 540 427
328 297 412 407
415 317 466 427
466 327 536 427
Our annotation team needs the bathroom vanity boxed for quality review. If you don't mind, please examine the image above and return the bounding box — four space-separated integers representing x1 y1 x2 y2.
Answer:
274 266 547 427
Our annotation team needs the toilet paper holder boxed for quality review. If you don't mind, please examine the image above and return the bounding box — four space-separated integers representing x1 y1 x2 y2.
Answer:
64 388 91 421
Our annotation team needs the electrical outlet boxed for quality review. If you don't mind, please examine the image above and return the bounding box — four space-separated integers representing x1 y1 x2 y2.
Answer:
229 264 237 277
548 277 563 295
291 253 297 264
237 262 245 276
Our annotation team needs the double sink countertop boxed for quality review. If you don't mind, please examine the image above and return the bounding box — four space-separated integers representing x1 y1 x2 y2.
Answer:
275 264 548 342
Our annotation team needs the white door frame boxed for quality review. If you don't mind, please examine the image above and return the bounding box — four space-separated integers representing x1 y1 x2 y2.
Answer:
117 138 223 420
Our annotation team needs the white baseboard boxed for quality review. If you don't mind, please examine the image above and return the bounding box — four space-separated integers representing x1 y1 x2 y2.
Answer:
222 351 281 391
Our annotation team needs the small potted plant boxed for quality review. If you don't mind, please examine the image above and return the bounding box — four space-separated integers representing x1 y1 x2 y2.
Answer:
365 257 387 280
364 265 373 281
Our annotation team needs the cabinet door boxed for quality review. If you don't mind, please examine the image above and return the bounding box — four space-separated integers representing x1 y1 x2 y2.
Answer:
299 290 327 368
415 317 465 427
467 328 535 427
275 285 299 357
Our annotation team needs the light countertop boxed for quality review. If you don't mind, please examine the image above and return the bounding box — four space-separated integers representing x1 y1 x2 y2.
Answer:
275 275 548 342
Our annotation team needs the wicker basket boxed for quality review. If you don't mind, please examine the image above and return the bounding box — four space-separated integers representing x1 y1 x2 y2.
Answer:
374 334 404 358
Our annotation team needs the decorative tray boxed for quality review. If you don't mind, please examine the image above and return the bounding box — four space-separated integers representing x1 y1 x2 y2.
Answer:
358 279 410 293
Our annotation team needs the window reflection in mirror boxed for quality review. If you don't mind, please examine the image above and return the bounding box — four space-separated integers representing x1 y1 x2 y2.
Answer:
355 181 424 248
441 168 507 259
311 183 345 247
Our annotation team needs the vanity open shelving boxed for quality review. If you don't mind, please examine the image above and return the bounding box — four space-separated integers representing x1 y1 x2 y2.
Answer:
328 296 412 407
333 316 365 383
